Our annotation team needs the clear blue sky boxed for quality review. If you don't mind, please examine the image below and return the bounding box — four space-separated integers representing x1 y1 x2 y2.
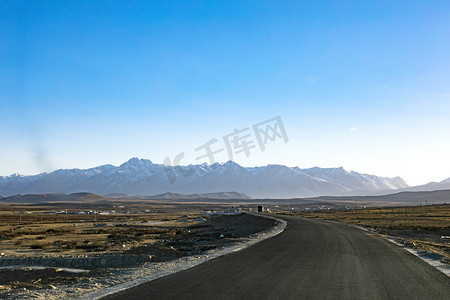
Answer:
1 1 450 185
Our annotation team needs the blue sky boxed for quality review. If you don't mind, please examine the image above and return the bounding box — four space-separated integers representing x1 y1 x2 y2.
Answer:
1 1 450 185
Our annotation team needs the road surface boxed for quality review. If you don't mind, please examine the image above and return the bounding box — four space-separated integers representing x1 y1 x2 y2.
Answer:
105 215 450 300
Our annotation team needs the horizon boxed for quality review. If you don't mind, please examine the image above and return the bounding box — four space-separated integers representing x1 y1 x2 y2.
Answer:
1 1 450 186
1 156 439 186
2 155 449 185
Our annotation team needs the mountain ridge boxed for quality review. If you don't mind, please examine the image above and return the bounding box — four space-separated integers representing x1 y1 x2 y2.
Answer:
0 158 410 198
0 191 251 203
398 177 450 193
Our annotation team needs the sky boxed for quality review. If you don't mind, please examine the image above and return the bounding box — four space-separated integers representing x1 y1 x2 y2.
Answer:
1 0 450 186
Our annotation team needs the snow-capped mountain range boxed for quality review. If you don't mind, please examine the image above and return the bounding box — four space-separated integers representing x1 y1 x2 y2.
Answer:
0 158 411 198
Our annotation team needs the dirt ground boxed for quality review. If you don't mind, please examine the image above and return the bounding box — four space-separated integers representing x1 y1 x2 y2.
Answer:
0 211 275 296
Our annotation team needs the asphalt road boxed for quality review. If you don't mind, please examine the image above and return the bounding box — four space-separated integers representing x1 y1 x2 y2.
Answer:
105 215 450 300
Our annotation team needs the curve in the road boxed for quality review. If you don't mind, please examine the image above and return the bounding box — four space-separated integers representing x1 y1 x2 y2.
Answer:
104 215 450 300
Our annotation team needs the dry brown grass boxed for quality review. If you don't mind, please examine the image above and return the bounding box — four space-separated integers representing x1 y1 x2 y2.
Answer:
0 206 207 257
291 204 450 230
0 204 274 260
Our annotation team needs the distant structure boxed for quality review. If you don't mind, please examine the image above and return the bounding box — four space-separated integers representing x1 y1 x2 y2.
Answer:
257 205 264 212
225 206 240 214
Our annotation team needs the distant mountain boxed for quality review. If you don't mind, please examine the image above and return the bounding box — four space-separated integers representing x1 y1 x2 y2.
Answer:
311 189 450 206
4 189 448 206
0 191 251 203
105 191 251 200
0 192 108 204
146 191 251 200
0 158 409 198
401 177 450 193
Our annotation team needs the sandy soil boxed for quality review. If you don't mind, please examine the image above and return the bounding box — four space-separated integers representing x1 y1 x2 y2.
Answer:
0 213 284 299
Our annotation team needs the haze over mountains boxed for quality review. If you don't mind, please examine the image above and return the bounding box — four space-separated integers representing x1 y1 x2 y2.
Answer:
398 178 450 193
0 158 423 198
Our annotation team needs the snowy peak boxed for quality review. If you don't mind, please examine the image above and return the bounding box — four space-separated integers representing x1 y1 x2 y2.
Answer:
441 177 450 184
0 158 411 198
381 176 409 188
400 176 450 192
120 157 154 169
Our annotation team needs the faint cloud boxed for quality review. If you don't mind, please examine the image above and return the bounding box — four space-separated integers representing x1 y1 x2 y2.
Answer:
349 128 357 132
32 145 55 173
